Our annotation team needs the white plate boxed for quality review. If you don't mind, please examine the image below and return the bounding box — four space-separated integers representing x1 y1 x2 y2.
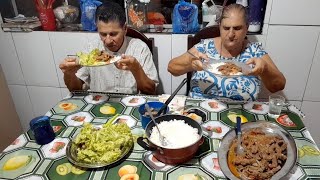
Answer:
69 54 121 67
79 56 121 67
203 59 252 77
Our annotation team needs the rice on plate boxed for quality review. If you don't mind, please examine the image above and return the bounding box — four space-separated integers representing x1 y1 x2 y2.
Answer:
149 119 200 148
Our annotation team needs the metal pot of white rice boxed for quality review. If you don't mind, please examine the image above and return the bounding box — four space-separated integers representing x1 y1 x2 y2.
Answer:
137 114 204 165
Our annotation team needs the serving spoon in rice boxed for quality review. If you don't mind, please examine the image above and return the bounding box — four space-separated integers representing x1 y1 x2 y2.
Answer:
145 103 169 147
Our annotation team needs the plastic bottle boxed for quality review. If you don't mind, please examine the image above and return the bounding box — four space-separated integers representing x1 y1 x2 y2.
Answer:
127 0 149 32
202 0 210 27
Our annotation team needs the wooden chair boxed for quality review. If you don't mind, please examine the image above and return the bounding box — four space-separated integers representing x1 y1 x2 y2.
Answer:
126 26 163 93
126 26 154 54
186 25 220 95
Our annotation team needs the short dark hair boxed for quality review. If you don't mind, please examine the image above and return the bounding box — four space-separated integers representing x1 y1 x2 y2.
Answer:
95 1 126 27
219 3 249 25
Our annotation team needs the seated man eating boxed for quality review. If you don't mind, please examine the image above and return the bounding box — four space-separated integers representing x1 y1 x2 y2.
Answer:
59 1 159 95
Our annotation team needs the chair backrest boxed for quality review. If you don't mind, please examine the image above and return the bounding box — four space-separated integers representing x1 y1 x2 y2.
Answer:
186 25 220 95
126 26 154 54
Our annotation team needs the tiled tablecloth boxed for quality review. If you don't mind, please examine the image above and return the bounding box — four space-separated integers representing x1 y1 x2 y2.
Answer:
0 92 319 180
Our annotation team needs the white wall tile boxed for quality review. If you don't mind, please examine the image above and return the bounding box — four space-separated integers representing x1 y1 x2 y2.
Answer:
12 32 59 87
304 34 320 101
60 87 70 98
0 31 25 85
301 101 320 146
27 86 62 117
269 0 320 25
8 85 34 132
171 34 189 95
49 32 89 87
146 34 172 94
265 26 320 101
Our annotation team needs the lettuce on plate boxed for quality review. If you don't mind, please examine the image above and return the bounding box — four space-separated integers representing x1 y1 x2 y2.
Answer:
77 48 102 66
73 122 133 164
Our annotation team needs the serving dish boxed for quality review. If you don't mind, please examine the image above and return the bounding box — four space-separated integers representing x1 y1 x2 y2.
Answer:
66 139 132 168
66 123 133 168
203 59 252 77
137 114 204 165
218 121 297 180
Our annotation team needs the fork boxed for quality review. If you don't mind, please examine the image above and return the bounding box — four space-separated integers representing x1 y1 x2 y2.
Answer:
145 104 169 147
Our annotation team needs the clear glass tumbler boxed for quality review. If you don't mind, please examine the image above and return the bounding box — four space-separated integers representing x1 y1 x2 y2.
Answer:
268 94 285 118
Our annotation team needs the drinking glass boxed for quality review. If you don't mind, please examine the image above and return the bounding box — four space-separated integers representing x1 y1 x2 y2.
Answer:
138 101 169 129
30 116 55 145
268 94 285 118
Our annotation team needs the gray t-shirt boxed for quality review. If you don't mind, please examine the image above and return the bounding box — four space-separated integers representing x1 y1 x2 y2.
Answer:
76 36 159 94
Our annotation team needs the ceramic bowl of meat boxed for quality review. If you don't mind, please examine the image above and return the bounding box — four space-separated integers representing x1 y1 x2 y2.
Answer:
203 59 252 77
218 121 297 180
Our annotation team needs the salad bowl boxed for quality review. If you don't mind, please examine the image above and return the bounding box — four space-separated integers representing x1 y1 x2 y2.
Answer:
66 122 133 168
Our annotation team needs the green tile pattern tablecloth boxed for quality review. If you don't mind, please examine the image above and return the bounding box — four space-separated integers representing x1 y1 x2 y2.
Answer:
0 92 320 180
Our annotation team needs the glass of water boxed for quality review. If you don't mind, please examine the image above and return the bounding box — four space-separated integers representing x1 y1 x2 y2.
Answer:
268 94 285 118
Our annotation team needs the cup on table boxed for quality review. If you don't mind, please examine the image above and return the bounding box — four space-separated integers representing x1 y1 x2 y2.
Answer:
30 116 56 145
138 101 169 129
268 94 285 118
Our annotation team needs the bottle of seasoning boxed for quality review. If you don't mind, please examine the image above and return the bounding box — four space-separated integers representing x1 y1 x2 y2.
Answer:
30 116 55 145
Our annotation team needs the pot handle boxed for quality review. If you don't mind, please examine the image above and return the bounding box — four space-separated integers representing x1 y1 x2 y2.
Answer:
137 137 156 151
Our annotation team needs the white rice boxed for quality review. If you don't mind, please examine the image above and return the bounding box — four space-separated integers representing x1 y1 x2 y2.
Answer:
207 62 242 75
149 119 200 148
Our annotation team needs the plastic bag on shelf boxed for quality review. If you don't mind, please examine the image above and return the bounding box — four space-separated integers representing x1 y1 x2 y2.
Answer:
172 0 199 34
79 0 102 31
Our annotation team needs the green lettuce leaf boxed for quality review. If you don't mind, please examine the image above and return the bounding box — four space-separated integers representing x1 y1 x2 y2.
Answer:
73 122 133 164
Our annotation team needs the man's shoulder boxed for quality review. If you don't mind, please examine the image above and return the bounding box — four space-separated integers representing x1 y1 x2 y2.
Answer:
126 36 149 49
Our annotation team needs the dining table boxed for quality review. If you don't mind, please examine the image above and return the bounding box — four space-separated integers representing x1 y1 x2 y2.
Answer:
1 91 320 180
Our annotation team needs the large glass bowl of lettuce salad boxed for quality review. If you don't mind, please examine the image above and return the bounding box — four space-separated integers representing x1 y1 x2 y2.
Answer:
66 122 133 168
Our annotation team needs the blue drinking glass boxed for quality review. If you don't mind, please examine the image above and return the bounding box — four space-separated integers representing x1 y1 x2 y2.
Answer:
30 116 55 145
138 101 169 129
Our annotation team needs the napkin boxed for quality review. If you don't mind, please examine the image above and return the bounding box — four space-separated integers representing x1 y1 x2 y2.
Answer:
159 94 187 114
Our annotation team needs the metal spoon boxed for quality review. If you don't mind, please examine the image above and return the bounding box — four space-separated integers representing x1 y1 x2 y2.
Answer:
145 103 169 147
157 78 187 116
236 116 244 155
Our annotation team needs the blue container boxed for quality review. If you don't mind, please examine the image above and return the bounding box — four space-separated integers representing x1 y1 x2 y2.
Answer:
30 116 55 145
138 102 169 129
248 0 266 32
